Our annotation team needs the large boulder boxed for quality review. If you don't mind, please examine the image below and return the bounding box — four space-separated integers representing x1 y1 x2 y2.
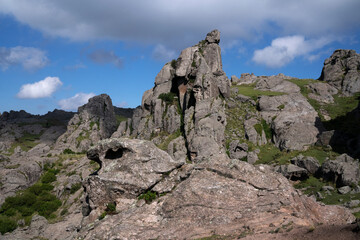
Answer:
259 93 320 151
319 49 360 95
320 153 360 187
290 155 321 175
274 164 309 180
83 138 185 217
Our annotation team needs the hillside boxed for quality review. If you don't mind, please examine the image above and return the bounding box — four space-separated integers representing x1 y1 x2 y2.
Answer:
0 30 359 239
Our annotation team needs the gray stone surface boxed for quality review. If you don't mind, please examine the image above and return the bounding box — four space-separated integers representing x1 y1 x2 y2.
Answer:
78 159 354 240
291 155 320 175
319 49 360 95
320 154 360 187
83 138 185 213
274 164 309 180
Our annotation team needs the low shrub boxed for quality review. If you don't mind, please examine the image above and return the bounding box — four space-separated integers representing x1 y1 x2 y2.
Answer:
158 92 177 105
105 202 116 214
63 148 75 154
41 171 56 183
0 216 17 235
138 191 157 204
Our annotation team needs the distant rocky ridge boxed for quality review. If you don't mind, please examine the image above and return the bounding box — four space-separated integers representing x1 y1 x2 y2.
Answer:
1 31 360 239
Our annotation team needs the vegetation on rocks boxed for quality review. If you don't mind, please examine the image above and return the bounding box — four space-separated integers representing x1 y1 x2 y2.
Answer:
0 165 62 234
7 131 43 154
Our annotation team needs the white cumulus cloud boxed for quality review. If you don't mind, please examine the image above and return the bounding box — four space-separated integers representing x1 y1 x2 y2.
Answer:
252 35 331 68
0 46 48 71
58 92 96 111
17 76 62 99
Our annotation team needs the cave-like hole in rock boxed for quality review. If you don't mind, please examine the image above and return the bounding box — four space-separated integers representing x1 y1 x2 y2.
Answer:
105 148 123 159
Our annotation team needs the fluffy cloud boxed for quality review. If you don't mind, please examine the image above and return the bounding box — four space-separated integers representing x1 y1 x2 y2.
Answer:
252 35 331 68
87 50 123 68
0 0 358 50
152 44 176 61
58 92 96 111
0 46 48 71
17 76 62 99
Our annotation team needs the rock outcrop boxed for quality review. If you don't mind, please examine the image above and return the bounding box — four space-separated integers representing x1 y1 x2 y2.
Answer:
113 30 230 162
319 49 360 95
83 138 185 218
79 139 355 239
55 94 117 152
257 77 320 150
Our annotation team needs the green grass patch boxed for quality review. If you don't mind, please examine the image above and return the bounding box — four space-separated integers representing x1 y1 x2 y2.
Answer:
294 177 360 207
322 93 360 135
4 164 20 169
256 144 337 165
234 84 285 101
324 93 360 120
7 131 43 154
294 176 327 195
115 115 128 127
156 129 181 151
76 130 90 147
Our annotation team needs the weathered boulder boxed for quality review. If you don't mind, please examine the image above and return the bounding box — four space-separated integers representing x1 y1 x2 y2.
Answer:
290 155 320 175
319 49 360 95
55 94 117 152
338 186 352 195
307 82 338 104
83 138 185 216
259 93 320 150
320 154 360 187
228 140 248 159
274 164 309 180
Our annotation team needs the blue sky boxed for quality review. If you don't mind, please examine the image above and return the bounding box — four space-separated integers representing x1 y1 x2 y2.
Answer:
0 0 360 115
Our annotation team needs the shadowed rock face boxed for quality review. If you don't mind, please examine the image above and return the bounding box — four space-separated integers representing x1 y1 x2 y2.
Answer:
319 49 360 95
